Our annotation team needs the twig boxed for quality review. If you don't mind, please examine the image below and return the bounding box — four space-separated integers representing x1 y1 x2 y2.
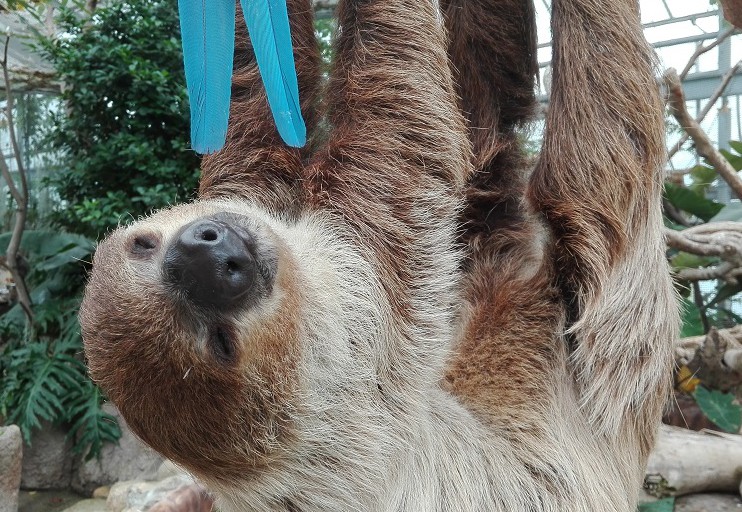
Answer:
665 68 742 200
663 197 691 227
668 61 742 159
679 27 737 81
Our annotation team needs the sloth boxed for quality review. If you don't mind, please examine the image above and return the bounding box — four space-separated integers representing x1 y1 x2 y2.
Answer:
80 0 678 510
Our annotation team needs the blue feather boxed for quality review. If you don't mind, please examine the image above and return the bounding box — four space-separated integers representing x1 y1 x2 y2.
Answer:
178 0 235 154
240 0 306 147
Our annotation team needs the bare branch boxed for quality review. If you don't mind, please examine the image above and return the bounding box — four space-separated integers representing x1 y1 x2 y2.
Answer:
5 67 59 93
665 68 742 199
668 61 742 159
677 261 736 282
662 197 691 227
666 225 742 283
1 36 33 321
665 227 742 258
679 27 737 81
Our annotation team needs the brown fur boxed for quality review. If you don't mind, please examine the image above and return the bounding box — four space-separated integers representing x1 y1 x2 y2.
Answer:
198 3 321 215
80 0 677 508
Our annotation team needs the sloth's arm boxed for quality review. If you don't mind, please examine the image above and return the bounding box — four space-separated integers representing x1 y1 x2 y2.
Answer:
199 0 321 214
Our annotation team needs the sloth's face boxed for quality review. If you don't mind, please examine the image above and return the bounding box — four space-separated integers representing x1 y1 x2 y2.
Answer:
80 199 304 482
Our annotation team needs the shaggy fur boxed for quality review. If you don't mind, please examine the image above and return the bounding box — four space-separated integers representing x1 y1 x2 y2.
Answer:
80 0 678 509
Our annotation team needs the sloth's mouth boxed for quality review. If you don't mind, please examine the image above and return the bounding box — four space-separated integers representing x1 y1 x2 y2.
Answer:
210 324 236 364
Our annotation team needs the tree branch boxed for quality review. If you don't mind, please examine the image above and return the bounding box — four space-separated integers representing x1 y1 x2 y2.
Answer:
665 68 742 199
679 27 737 81
666 225 742 283
1 36 33 321
668 61 742 159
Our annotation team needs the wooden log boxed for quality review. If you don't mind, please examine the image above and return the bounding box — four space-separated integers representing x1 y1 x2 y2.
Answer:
646 425 742 496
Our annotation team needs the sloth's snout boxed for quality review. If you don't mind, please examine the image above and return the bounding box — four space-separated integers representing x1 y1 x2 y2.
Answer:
163 219 258 311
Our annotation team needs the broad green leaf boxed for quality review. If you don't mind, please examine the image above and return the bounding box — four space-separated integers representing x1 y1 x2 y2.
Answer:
689 164 717 195
719 149 742 171
670 252 716 270
680 298 705 337
728 140 742 155
664 183 724 222
638 498 675 512
0 230 94 260
693 385 742 433
37 245 93 271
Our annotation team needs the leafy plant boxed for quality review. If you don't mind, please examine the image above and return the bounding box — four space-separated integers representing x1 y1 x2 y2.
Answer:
0 230 121 458
692 385 742 433
638 497 675 512
0 336 120 459
36 0 200 240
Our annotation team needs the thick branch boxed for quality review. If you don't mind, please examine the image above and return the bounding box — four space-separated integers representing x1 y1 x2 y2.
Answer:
666 226 742 283
677 261 735 282
665 68 742 199
646 425 742 496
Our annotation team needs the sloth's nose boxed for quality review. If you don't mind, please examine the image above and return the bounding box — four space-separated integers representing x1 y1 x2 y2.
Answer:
163 219 257 310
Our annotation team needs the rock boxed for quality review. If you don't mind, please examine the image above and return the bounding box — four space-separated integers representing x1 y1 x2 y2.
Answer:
148 484 214 512
21 421 73 490
154 460 183 482
674 493 742 511
106 475 195 512
92 486 110 499
0 425 22 512
61 499 107 512
72 404 162 496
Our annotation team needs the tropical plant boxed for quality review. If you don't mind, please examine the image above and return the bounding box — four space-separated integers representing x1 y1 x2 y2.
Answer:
0 230 120 458
35 0 200 240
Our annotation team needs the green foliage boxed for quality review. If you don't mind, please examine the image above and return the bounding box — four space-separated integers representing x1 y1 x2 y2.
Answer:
36 0 199 239
680 298 705 337
666 141 742 336
637 498 675 512
314 18 335 69
663 182 723 222
1 334 121 459
0 230 120 458
693 385 742 433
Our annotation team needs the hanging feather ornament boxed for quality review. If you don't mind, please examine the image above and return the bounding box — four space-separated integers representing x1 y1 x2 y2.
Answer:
178 0 306 154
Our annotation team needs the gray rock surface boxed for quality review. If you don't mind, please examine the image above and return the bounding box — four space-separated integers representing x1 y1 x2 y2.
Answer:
106 475 195 512
21 421 72 490
148 484 214 512
0 425 22 512
72 404 162 496
60 499 106 512
675 493 742 511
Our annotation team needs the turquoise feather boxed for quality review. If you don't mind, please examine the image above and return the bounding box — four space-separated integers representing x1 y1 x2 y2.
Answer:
177 0 235 154
240 0 306 148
